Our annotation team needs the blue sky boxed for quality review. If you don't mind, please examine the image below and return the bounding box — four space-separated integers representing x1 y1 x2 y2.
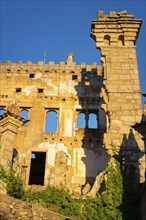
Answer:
1 0 146 107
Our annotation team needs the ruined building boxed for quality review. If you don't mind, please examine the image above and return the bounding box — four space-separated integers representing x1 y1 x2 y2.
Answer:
0 10 145 194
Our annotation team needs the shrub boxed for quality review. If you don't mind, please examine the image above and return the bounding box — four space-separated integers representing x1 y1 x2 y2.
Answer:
0 146 139 220
121 165 139 220
0 165 25 199
24 186 83 218
6 172 25 199
82 155 123 220
0 165 7 181
22 153 123 219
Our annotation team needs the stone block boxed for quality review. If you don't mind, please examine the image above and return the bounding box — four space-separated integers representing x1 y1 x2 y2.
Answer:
82 183 91 195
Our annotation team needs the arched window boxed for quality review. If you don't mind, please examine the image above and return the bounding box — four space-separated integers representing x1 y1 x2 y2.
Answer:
76 112 86 128
104 35 110 46
0 109 6 115
20 109 29 125
88 113 98 129
118 35 124 46
45 111 58 132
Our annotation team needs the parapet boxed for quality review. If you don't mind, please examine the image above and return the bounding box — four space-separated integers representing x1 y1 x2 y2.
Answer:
0 59 103 76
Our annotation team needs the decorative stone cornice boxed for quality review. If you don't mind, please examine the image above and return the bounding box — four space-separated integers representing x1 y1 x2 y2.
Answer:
0 112 26 123
91 10 142 47
0 114 25 134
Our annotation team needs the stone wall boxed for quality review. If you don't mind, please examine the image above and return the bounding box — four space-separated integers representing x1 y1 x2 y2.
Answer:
0 57 106 192
0 194 68 220
0 10 145 193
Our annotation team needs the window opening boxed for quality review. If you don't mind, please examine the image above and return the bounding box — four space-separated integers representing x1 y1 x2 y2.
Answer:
72 75 78 80
16 88 22 93
38 88 44 93
118 35 124 46
12 148 18 164
0 109 6 115
20 109 29 125
88 113 98 129
76 112 86 128
31 153 36 159
45 111 58 132
29 73 35 78
104 35 110 46
29 151 46 185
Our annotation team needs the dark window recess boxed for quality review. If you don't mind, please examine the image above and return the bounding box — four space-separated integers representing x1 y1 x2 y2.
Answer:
29 73 35 78
16 88 22 93
38 88 44 93
82 68 86 72
29 152 46 185
72 75 78 80
89 138 92 143
0 95 8 98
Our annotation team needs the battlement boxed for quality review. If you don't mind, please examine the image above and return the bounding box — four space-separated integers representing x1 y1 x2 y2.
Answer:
0 56 104 104
0 60 103 76
97 10 135 20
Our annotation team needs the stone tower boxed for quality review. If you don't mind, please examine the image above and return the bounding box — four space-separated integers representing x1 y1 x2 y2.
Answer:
91 10 145 182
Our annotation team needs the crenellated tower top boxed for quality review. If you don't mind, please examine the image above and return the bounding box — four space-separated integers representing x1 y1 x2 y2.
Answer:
91 10 142 47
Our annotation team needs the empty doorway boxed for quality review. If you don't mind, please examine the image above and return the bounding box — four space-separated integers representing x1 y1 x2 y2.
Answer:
29 151 46 185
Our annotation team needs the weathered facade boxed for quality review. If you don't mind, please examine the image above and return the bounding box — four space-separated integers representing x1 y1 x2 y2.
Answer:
0 10 145 194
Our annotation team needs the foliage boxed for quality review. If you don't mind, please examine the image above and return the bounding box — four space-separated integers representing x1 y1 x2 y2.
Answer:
0 145 140 219
121 165 139 220
6 172 25 199
0 165 7 181
23 186 82 218
82 155 123 220
0 165 25 199
22 152 123 219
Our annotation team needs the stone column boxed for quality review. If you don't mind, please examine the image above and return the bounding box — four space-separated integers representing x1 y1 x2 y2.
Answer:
0 114 24 170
